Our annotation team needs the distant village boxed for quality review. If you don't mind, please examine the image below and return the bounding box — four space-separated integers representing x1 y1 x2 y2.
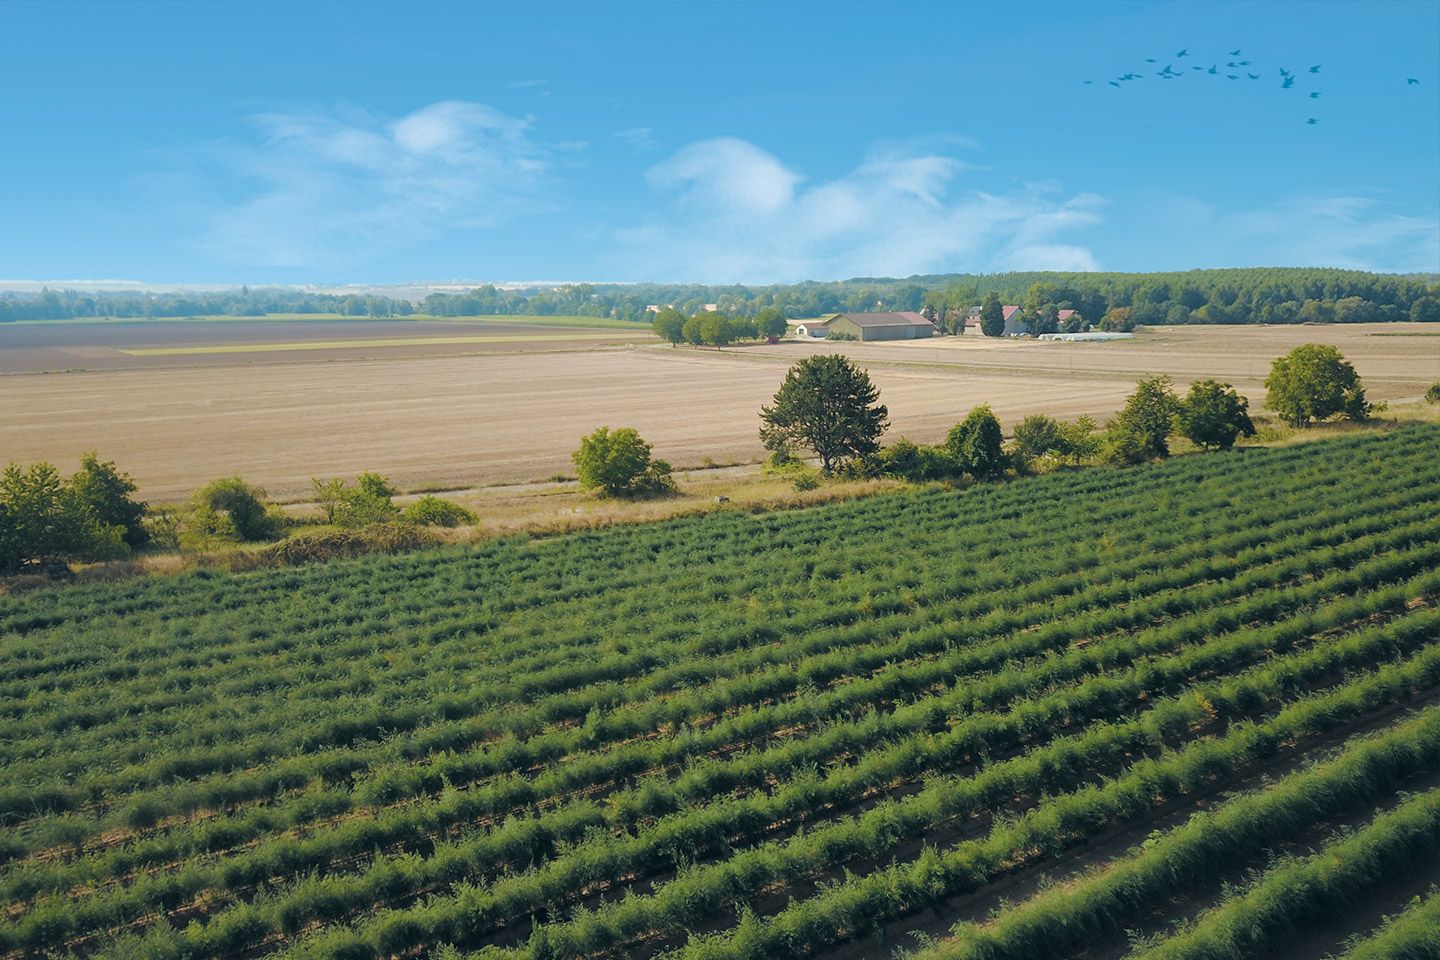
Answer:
644 303 1104 342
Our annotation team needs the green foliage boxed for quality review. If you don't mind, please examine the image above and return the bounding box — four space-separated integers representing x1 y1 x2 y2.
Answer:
697 313 735 346
0 428 1438 956
681 315 704 345
756 307 788 339
865 438 957 482
1426 383 1440 404
1012 415 1098 468
70 453 148 546
651 307 686 345
1099 306 1136 332
1264 343 1372 427
188 477 279 543
400 495 477 528
759 354 889 474
979 292 1005 337
0 461 128 572
262 523 440 566
572 426 675 498
1178 379 1256 450
945 405 1007 479
1105 376 1180 464
1409 296 1440 322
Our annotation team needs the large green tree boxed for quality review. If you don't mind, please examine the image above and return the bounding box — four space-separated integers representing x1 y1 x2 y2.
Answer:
650 307 685 345
71 453 148 546
1179 380 1256 450
755 307 788 340
1105 375 1180 464
572 427 674 498
759 355 889 475
979 292 1005 337
1265 344 1371 427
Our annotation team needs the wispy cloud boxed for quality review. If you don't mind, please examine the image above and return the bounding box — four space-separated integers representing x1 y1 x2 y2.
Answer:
1224 195 1440 272
163 101 552 269
613 138 1103 282
614 127 659 150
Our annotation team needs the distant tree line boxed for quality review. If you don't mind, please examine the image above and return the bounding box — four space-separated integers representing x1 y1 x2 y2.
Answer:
4 268 1436 326
0 286 416 322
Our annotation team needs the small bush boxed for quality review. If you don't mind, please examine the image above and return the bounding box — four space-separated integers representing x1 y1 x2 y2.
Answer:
401 496 477 528
865 438 957 482
1425 383 1440 404
792 472 821 491
189 477 278 542
261 524 438 566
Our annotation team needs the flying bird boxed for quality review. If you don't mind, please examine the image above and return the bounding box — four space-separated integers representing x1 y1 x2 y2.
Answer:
1229 48 1242 55
1309 65 1322 73
1282 76 1295 88
1310 91 1321 98
1109 81 1121 87
1083 80 1093 84
1192 65 1204 71
1207 64 1218 74
1227 74 1239 80
1307 117 1319 124
1177 48 1188 57
1247 73 1261 80
1280 67 1292 76
1407 78 1420 84
1145 57 1157 63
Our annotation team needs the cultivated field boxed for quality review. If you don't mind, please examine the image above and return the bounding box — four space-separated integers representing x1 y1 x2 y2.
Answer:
1 426 1438 959
0 320 1434 501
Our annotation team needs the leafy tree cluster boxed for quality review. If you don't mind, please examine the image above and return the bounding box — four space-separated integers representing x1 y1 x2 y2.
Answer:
651 307 786 346
0 455 147 572
314 474 476 528
0 286 416 322
6 269 1433 326
1264 344 1372 427
572 427 675 498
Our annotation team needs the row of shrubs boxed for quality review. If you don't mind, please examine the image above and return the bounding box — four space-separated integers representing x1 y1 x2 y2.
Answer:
0 464 478 575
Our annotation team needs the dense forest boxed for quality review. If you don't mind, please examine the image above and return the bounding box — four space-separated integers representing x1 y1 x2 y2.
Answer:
2 268 1437 325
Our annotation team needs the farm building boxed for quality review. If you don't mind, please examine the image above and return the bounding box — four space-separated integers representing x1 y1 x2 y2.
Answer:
794 321 830 338
964 306 1025 335
828 312 936 341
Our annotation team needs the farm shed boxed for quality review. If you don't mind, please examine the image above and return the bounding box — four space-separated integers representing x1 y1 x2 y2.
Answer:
795 322 831 338
828 312 936 341
964 305 1025 335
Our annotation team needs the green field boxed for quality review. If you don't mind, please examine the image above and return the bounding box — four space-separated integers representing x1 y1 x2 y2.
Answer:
2 427 1439 959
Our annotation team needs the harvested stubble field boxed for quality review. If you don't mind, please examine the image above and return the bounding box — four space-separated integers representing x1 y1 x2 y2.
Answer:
2 426 1439 960
2 320 1434 502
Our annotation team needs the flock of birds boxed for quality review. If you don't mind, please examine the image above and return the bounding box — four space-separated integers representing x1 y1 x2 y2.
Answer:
1085 48 1423 125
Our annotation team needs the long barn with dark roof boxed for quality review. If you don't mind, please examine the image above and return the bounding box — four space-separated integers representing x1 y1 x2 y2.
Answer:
827 311 936 341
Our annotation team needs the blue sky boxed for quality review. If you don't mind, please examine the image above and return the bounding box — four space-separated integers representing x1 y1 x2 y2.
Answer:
2 0 1437 284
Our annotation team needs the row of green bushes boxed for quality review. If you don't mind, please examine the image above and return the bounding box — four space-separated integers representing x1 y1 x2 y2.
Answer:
0 464 477 575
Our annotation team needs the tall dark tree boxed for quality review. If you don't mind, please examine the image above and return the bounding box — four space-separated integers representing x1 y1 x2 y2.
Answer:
759 355 888 474
945 405 1008 479
979 292 1006 337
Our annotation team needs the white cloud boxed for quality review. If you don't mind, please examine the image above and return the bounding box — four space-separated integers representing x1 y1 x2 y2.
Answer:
1223 195 1440 273
171 101 551 269
615 138 1104 282
614 127 659 150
